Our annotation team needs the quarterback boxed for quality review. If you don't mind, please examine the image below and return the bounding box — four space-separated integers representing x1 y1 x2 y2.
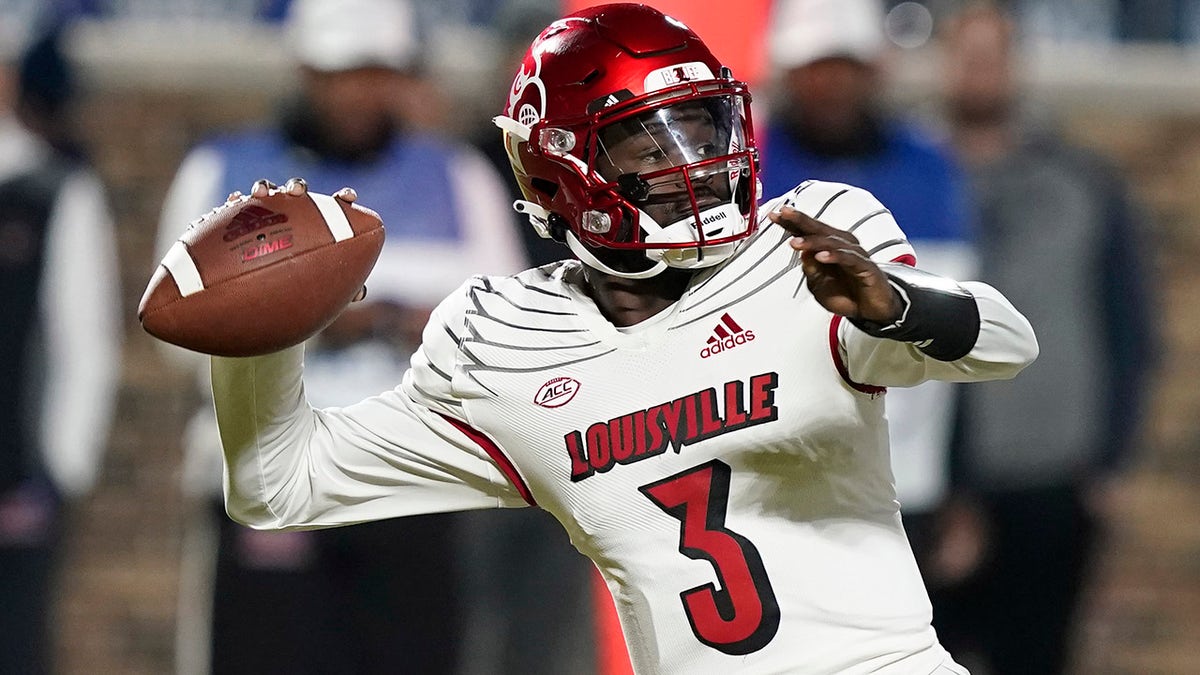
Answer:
209 5 1036 674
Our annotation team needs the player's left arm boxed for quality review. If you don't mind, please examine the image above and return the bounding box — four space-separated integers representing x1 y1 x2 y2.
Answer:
771 206 1038 386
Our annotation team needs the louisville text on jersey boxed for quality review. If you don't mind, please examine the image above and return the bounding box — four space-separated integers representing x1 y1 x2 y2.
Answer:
565 372 779 481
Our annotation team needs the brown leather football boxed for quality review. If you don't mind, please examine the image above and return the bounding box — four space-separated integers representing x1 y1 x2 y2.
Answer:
139 189 385 357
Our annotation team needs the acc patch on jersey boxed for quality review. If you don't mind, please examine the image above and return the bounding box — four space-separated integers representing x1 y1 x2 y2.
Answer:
535 376 581 408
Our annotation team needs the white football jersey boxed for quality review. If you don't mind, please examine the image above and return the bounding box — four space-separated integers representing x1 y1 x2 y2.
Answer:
213 181 1036 674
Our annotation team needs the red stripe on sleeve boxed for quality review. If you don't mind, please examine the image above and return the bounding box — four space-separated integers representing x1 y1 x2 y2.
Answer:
828 315 887 396
823 253 914 394
824 251 918 393
594 570 634 674
437 413 537 506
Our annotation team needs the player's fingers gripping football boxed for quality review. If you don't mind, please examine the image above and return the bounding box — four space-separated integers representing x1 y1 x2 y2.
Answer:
244 179 355 203
283 177 307 196
249 179 276 198
247 179 366 303
769 207 902 324
248 177 307 198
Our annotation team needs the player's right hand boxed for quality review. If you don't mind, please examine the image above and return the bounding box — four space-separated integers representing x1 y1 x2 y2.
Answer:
770 206 903 325
225 178 358 204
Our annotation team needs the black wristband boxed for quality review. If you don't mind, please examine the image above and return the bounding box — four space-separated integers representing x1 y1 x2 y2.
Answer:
849 263 981 361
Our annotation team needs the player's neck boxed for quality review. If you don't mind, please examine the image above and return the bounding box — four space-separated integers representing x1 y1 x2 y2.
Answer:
582 267 692 328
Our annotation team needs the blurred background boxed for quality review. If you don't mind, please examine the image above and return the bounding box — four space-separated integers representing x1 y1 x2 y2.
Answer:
2 0 1198 673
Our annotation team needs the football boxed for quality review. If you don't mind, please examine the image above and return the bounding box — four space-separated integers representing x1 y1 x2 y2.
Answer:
139 188 385 357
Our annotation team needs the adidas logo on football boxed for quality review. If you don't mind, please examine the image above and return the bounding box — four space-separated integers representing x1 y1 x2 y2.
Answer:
223 205 288 242
700 313 755 359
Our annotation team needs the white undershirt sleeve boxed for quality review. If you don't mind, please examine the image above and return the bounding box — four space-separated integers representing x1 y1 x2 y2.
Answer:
212 342 525 531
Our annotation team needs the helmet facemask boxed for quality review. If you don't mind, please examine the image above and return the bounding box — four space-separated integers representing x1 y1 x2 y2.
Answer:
588 94 757 274
500 88 760 280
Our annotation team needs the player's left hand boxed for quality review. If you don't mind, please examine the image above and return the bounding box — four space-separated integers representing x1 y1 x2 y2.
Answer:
770 206 903 324
229 178 366 303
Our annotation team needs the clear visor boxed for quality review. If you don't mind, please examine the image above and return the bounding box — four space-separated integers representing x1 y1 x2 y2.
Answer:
591 95 753 248
595 95 746 181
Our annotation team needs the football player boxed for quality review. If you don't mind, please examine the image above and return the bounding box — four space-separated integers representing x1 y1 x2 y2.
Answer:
209 5 1037 673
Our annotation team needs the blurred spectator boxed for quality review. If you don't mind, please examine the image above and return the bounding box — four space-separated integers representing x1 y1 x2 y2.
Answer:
154 1 526 673
0 22 121 675
761 0 974 578
931 4 1158 673
1014 0 1118 46
470 3 566 267
1016 0 1193 45
455 5 600 675
1115 0 1187 42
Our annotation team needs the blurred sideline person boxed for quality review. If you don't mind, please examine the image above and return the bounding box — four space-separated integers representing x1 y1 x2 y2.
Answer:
761 0 974 571
930 5 1158 674
202 4 1038 673
0 22 121 675
456 5 602 675
472 3 570 269
155 1 526 673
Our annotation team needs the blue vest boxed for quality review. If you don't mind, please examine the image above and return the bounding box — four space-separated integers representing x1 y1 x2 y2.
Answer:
760 121 971 245
207 128 466 244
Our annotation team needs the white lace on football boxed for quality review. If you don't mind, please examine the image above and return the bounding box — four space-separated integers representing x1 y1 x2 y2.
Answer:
308 192 355 242
161 240 204 297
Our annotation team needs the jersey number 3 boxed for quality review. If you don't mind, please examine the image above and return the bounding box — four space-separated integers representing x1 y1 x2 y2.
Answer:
639 459 781 655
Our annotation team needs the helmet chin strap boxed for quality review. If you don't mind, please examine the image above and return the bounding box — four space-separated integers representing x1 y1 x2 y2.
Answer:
565 232 668 280
641 204 746 270
565 200 749 279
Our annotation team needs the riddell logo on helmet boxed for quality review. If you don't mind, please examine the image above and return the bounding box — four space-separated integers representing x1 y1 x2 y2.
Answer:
700 313 754 359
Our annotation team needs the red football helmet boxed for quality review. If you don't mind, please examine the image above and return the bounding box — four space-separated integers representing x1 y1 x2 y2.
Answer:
494 3 760 278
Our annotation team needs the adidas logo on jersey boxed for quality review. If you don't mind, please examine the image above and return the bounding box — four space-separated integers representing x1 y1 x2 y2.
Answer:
700 313 755 359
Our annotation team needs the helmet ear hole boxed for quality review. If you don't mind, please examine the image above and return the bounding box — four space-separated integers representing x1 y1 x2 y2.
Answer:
531 178 559 199
547 213 569 242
